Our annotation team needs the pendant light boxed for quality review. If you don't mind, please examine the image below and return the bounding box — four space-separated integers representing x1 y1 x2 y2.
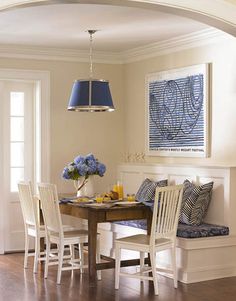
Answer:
67 30 115 112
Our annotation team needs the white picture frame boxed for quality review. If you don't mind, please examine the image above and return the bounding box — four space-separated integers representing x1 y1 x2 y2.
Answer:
145 64 210 157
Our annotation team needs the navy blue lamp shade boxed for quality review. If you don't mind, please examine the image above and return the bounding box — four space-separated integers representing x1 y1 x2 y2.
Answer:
68 79 115 112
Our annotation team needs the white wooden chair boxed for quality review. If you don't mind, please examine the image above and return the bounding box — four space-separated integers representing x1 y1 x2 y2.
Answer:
38 182 101 284
18 181 87 274
115 184 183 295
18 181 46 274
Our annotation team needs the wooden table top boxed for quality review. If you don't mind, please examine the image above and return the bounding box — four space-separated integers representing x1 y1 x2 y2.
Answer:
60 201 151 222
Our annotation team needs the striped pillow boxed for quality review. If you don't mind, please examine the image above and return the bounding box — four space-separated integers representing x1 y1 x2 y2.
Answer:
179 180 214 225
135 178 168 203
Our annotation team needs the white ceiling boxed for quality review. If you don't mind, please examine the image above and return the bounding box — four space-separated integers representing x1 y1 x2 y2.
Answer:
0 3 209 52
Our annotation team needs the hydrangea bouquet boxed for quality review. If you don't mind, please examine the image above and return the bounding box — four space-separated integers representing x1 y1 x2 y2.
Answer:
62 153 106 193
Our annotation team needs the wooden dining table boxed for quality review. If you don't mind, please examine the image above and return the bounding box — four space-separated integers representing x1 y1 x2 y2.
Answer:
60 202 152 285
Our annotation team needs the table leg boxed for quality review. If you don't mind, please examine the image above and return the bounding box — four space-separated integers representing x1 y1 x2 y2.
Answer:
146 209 152 235
39 209 45 257
88 210 98 284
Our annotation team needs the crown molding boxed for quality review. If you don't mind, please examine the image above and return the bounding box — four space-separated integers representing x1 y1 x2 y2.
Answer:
0 28 233 64
0 45 123 64
121 28 234 63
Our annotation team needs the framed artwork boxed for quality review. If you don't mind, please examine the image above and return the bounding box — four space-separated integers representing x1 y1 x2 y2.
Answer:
145 64 210 157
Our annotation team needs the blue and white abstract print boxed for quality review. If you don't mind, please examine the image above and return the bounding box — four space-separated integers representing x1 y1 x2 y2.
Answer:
147 65 209 157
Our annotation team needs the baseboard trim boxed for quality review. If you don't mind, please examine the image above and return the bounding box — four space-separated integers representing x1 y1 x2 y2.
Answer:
179 264 236 283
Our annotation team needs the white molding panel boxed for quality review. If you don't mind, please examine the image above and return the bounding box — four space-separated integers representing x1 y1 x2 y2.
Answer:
117 163 236 232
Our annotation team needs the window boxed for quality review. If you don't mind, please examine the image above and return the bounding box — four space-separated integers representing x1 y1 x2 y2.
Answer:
10 92 25 192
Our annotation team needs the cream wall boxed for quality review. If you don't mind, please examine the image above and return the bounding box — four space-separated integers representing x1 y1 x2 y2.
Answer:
123 37 236 166
1 36 236 194
0 57 125 193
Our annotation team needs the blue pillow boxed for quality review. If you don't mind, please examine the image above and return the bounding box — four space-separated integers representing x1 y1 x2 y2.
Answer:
179 179 214 225
135 178 168 203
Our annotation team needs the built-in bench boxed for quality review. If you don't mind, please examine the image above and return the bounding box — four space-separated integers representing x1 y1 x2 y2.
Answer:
115 220 229 238
97 164 236 284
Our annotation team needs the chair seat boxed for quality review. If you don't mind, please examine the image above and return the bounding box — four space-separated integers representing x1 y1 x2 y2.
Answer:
27 225 46 237
49 229 89 245
63 229 89 239
62 224 82 231
27 224 81 237
116 234 172 250
50 229 88 238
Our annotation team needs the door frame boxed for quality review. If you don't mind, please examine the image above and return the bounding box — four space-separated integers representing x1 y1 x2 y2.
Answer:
0 68 50 254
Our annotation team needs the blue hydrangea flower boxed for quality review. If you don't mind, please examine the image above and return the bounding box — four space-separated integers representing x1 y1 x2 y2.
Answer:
97 163 106 177
74 155 85 165
68 163 76 172
87 159 97 174
62 153 106 180
76 163 89 177
62 167 70 179
86 153 95 162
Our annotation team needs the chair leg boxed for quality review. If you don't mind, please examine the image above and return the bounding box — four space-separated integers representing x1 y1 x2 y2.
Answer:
96 236 101 280
57 243 64 285
110 225 117 258
44 237 50 279
78 243 84 274
140 251 145 282
150 250 158 295
171 247 178 288
33 236 40 274
70 244 75 269
24 232 29 269
115 244 121 290
70 244 75 259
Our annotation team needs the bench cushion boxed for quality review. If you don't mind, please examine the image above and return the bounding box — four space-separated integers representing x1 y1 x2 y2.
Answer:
114 220 229 238
177 223 229 238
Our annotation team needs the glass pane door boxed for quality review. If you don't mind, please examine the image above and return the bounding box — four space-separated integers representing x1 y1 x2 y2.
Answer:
1 81 35 251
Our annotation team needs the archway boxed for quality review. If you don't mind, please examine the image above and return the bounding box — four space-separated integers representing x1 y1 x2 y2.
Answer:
0 0 235 36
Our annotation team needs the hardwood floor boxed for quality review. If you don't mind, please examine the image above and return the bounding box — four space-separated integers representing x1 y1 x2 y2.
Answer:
1 253 236 301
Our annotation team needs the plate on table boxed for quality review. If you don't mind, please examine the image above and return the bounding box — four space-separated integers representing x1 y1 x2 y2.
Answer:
83 203 114 208
102 199 119 204
114 201 139 207
71 198 94 204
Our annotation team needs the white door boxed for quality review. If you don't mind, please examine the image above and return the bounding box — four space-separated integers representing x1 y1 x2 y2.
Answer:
0 80 35 252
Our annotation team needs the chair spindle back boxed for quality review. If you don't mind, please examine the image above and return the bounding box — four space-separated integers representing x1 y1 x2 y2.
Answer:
38 183 63 235
18 181 39 228
151 184 183 243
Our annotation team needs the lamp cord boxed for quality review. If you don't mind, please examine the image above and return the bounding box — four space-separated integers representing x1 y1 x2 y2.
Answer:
87 30 96 107
88 30 96 79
